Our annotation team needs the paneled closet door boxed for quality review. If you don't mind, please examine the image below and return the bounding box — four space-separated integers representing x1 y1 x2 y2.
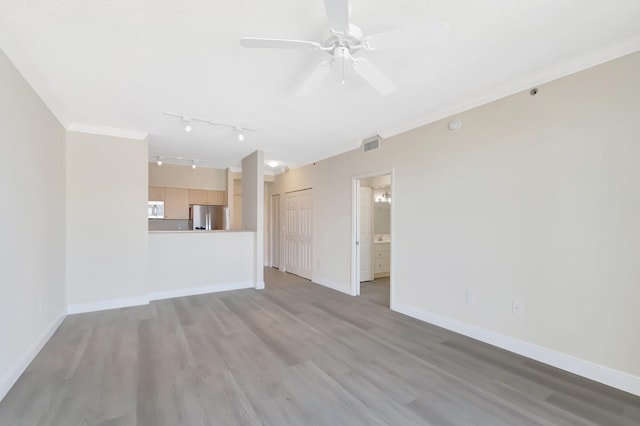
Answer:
284 189 312 279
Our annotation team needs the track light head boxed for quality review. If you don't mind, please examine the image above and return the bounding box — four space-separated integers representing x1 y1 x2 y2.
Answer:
183 116 192 133
236 127 245 141
191 161 197 169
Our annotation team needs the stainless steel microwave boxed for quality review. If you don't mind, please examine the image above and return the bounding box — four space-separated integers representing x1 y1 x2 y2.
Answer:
148 201 164 219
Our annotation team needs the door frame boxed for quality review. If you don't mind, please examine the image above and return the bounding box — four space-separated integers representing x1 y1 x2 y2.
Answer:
270 193 280 268
351 169 394 305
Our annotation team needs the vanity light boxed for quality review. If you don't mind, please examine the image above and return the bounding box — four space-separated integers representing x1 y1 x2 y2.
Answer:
374 192 391 203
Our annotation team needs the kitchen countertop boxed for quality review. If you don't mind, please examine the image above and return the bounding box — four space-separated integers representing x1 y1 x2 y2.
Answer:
149 230 252 234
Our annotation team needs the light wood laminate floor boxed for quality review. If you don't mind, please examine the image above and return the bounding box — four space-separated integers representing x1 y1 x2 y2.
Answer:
1 268 639 425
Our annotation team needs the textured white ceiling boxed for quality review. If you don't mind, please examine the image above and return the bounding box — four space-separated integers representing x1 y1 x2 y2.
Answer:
1 0 639 169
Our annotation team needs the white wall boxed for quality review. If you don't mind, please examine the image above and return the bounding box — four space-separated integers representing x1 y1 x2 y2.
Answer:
0 49 67 400
241 151 264 288
149 163 226 190
274 52 640 391
66 131 149 311
148 232 254 298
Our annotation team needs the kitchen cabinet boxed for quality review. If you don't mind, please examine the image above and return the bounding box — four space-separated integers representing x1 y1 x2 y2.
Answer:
189 189 225 205
149 186 165 202
189 189 208 205
207 190 225 205
164 188 189 219
374 242 390 277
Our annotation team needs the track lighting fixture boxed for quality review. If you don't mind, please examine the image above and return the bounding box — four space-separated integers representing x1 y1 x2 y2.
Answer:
164 112 256 141
266 160 279 168
183 117 192 133
149 154 206 168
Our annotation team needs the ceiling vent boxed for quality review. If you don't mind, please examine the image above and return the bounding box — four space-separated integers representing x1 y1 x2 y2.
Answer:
363 136 380 152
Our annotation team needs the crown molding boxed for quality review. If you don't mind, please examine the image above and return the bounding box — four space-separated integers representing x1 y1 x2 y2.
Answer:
67 122 148 141
379 36 640 140
0 19 70 127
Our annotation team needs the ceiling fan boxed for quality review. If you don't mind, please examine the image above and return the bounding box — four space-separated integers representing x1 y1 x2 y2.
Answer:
239 0 448 96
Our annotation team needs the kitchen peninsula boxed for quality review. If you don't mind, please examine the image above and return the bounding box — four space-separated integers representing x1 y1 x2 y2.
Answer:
149 229 254 299
147 162 255 297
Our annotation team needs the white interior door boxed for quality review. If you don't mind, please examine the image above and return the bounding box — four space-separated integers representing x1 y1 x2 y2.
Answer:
271 194 280 268
359 186 373 282
285 189 312 279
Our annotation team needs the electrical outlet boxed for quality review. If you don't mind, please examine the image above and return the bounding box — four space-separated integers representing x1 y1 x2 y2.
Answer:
512 300 523 315
466 290 476 304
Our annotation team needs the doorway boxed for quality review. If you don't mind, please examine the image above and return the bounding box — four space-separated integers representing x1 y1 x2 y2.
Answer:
352 171 393 306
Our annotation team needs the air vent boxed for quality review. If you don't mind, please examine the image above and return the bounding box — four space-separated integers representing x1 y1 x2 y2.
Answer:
363 138 380 152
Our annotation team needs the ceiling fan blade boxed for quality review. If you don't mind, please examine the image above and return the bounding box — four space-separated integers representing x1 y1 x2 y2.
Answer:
351 58 396 95
364 21 449 51
297 60 334 96
240 37 322 51
324 0 349 34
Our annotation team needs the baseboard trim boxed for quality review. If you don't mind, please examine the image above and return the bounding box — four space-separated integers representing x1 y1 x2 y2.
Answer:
312 276 351 295
392 301 640 397
254 281 265 290
67 295 150 315
149 281 253 301
0 308 66 402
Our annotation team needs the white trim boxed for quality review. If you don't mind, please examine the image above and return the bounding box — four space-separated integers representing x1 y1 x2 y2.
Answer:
379 38 640 140
0 24 70 127
350 169 395 301
150 281 253 301
67 122 148 141
0 308 66 402
392 301 640 397
254 281 265 290
67 295 150 315
312 276 351 295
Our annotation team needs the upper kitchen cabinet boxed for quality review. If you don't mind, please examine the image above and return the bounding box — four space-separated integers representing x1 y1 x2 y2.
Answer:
149 186 165 202
207 190 225 205
189 189 208 205
164 188 189 219
189 189 225 205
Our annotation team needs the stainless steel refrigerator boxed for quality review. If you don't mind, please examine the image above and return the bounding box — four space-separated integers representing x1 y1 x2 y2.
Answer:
190 205 229 230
